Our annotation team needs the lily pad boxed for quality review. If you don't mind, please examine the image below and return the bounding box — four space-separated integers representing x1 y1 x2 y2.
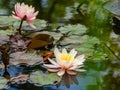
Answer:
0 77 7 89
10 50 43 65
0 16 17 25
13 19 47 31
0 16 47 31
58 24 87 35
0 63 4 69
0 30 15 35
30 71 60 85
29 31 62 43
10 74 29 83
104 0 120 15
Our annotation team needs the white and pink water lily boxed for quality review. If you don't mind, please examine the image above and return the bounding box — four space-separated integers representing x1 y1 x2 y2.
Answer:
44 48 86 76
12 3 39 29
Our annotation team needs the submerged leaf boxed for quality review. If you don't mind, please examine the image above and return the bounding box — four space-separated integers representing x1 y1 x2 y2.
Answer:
30 71 60 85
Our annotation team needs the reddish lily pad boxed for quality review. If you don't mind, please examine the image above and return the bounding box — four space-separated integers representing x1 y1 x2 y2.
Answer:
10 51 43 65
10 74 29 83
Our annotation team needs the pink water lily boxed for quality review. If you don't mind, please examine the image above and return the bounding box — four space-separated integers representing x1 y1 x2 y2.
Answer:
44 48 86 76
12 3 39 29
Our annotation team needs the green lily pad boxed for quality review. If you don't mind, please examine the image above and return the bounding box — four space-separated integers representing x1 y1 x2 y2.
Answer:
0 16 17 25
0 77 7 89
13 19 47 31
0 16 47 31
58 24 87 35
30 71 60 85
0 30 15 35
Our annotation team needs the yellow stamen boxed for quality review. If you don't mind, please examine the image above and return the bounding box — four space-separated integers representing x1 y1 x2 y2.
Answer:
60 54 73 61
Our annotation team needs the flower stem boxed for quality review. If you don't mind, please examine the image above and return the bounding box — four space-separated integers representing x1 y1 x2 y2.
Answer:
18 19 24 35
18 16 26 35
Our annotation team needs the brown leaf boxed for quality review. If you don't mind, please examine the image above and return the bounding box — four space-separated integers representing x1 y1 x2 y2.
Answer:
0 45 10 67
3 69 10 80
27 34 54 49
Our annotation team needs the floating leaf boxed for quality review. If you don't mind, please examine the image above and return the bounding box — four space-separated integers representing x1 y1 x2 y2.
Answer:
29 31 62 43
0 30 15 36
30 71 60 85
104 0 120 15
10 50 43 65
58 24 87 35
13 19 47 31
0 34 9 44
0 16 17 25
10 74 29 83
0 63 4 69
10 35 31 52
60 35 83 45
77 35 100 53
0 16 47 32
27 34 54 49
60 35 99 53
0 77 7 89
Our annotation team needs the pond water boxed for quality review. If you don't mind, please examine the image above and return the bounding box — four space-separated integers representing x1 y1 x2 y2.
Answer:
0 0 120 90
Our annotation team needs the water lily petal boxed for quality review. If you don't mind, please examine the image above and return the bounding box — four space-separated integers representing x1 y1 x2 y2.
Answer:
27 22 36 29
57 69 65 76
75 54 85 65
12 15 21 20
48 58 60 67
54 48 61 59
12 2 38 29
69 49 77 58
69 65 78 70
48 68 59 72
33 11 39 17
66 70 76 75
44 64 60 68
62 48 67 54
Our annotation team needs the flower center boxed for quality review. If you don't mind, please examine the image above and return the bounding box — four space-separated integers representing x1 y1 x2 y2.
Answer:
21 5 32 14
60 54 73 61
